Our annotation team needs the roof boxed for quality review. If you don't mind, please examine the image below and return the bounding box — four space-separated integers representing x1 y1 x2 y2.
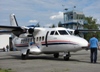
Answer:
62 22 79 25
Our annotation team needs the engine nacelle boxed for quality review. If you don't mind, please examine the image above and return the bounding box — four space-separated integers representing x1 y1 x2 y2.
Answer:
19 33 30 38
12 27 34 37
28 28 34 34
19 28 34 38
74 30 79 35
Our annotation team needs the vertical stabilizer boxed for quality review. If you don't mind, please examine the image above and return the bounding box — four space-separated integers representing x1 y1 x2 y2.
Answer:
10 14 18 26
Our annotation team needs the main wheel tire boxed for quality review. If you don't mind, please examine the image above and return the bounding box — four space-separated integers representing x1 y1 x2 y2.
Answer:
64 54 70 61
64 56 69 61
54 53 59 58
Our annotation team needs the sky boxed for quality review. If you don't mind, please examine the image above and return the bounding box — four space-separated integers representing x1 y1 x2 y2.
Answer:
0 0 100 27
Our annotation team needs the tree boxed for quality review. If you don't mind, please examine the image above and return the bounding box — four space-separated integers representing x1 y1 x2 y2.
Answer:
83 16 100 41
58 21 62 27
83 17 98 29
50 24 56 28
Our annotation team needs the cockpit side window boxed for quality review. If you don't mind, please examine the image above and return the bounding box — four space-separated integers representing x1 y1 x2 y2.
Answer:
68 30 74 35
55 31 59 35
58 30 68 35
50 31 55 35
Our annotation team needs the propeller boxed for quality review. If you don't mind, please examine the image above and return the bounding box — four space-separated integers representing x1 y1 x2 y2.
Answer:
74 22 79 35
74 22 81 36
74 29 79 35
28 28 35 43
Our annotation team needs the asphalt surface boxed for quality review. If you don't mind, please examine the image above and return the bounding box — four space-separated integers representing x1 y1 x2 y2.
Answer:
0 50 100 72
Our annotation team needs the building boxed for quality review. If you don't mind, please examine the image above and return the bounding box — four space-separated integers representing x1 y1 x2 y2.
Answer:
61 9 88 37
61 9 87 29
0 35 11 51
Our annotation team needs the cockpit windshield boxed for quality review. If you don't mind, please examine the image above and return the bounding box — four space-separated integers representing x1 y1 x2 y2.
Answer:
67 30 73 35
58 30 69 35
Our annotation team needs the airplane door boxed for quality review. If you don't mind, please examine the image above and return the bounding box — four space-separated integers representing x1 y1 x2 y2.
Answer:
45 31 49 47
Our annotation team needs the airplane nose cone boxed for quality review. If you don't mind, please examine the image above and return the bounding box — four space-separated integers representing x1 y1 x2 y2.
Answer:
69 36 88 47
78 38 88 47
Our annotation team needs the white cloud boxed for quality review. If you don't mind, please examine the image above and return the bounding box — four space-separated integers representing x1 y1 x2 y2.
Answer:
50 11 63 20
29 20 38 23
43 23 52 27
1 0 100 27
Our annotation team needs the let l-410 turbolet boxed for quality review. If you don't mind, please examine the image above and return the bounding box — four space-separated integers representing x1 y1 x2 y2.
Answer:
0 14 88 60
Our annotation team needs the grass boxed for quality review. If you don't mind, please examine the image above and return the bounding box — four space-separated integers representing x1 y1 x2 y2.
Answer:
0 68 14 72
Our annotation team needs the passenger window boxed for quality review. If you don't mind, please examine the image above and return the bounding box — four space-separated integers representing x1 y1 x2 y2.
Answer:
42 36 44 41
50 31 55 35
39 37 41 41
37 37 38 41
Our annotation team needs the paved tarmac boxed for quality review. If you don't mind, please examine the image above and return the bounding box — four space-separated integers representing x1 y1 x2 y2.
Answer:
0 50 100 72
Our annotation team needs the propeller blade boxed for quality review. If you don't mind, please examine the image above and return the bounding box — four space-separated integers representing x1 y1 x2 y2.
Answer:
32 33 35 43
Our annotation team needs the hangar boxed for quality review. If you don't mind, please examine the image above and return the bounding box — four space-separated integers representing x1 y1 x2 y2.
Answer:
0 35 11 51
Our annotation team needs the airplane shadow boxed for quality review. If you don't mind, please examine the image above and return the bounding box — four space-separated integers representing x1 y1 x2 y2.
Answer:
9 54 100 64
1 53 100 64
10 54 65 61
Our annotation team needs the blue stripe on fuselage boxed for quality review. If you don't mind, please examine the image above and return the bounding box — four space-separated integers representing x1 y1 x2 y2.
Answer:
42 42 77 46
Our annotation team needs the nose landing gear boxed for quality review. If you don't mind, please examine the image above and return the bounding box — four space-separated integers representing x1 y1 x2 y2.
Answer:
21 49 30 60
63 52 71 61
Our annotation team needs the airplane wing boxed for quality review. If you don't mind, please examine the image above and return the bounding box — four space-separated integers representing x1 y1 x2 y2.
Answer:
0 25 40 36
74 29 100 35
0 25 22 31
0 14 41 36
0 25 24 36
0 30 12 34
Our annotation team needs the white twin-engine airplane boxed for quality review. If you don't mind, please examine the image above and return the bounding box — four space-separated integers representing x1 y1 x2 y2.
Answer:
0 14 89 60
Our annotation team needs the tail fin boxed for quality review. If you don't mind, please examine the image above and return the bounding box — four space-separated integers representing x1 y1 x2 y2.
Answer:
10 14 18 26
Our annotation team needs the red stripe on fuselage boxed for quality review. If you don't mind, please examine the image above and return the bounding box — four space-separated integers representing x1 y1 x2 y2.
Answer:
41 40 77 44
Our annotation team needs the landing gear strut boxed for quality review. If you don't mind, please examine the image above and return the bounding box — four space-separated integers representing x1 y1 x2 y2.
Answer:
63 52 71 61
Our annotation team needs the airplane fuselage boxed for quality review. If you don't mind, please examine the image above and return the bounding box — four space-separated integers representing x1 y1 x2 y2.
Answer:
12 27 88 54
0 14 93 60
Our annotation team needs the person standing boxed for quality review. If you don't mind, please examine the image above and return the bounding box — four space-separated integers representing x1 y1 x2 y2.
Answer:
89 34 99 63
6 45 9 52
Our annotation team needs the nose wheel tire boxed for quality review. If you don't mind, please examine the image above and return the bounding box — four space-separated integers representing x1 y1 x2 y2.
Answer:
21 54 27 60
21 49 29 60
64 55 69 61
63 52 70 61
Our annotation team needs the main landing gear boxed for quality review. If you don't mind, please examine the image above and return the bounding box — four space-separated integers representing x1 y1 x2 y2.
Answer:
53 52 71 61
54 53 59 58
21 54 27 60
63 52 71 61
